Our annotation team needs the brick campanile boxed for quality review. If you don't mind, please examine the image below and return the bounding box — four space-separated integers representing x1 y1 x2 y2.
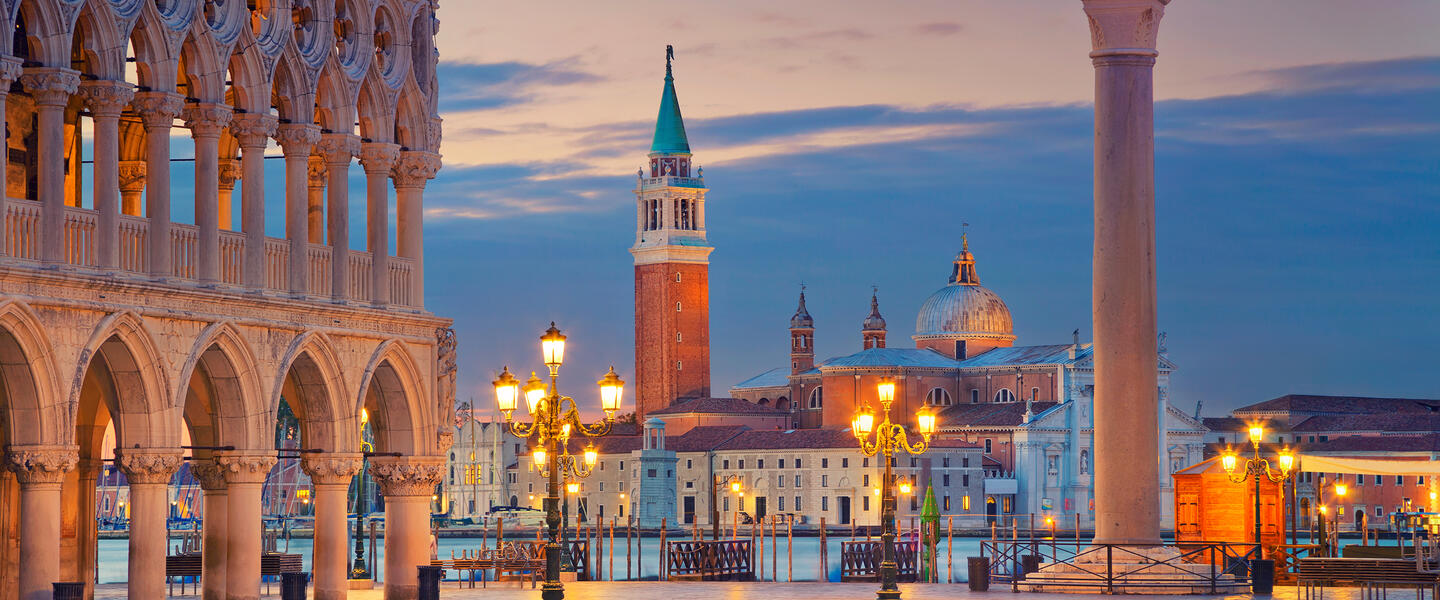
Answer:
631 46 712 420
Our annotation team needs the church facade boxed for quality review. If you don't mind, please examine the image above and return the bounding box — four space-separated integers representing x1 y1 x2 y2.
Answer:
731 239 1208 526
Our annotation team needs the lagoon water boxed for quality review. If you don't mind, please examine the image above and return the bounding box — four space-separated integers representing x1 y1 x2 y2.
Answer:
96 534 995 583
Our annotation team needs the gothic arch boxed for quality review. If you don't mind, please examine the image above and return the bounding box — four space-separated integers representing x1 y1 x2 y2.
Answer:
127 3 184 91
315 60 359 133
74 311 178 449
11 0 80 66
225 31 276 114
0 300 64 446
274 331 356 453
356 339 428 455
394 77 428 149
271 47 317 124
173 321 267 450
72 0 131 79
178 25 233 103
356 68 397 142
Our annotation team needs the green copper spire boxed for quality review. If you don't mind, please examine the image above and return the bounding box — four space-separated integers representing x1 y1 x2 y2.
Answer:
650 45 691 155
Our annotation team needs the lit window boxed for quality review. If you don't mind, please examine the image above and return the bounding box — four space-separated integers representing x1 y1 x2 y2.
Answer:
809 386 824 409
675 272 682 282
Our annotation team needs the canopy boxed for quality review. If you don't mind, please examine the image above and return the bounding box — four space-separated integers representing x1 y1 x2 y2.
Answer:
1298 454 1440 476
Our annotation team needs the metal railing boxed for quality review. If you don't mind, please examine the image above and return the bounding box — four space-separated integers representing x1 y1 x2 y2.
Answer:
981 539 1258 593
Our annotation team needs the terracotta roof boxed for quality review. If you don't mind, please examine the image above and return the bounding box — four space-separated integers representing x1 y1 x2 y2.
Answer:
649 397 787 416
928 438 982 449
669 425 751 452
1295 434 1440 453
714 427 859 451
1203 417 1282 434
938 402 1060 428
1291 413 1440 433
1233 395 1440 416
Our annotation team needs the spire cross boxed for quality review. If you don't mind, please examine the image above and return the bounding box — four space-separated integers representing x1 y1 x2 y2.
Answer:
666 45 674 76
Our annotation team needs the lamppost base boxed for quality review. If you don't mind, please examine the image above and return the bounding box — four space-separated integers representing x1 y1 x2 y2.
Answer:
877 589 902 600
541 581 565 600
346 578 374 590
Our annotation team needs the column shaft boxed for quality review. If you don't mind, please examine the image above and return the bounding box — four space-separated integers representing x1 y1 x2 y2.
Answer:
0 59 17 257
218 160 238 231
323 147 354 301
133 92 184 277
129 482 172 599
384 495 431 600
308 156 326 243
360 144 399 305
232 114 276 289
204 489 229 600
313 483 351 600
226 482 264 600
395 186 423 306
93 114 122 267
20 68 79 265
276 125 320 295
17 483 62 600
75 462 100 594
185 103 232 283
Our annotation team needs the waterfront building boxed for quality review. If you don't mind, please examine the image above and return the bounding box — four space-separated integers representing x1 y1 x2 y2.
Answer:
730 240 1208 526
444 414 518 518
0 3 451 600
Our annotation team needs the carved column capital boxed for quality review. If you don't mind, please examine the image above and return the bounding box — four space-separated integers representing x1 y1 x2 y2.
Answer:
132 91 185 129
116 448 184 485
188 459 228 492
119 161 148 192
6 445 79 485
230 113 278 149
274 123 322 157
307 155 327 185
75 80 134 118
214 451 278 485
1082 0 1167 58
219 159 240 190
19 67 80 107
301 453 364 485
183 102 234 139
358 142 401 174
316 133 361 166
392 151 442 189
0 56 23 90
367 456 445 497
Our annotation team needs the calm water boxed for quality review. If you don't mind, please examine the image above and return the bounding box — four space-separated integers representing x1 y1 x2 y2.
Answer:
96 534 996 584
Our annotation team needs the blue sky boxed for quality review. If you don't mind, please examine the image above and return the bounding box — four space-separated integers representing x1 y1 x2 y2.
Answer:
416 2 1440 416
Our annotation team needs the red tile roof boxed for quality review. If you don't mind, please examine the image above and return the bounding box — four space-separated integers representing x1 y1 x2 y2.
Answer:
1295 434 1440 453
1291 413 1440 433
937 402 1059 428
649 397 788 416
1233 395 1440 416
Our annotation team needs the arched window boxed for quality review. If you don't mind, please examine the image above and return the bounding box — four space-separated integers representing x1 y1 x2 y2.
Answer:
1031 387 1040 401
809 386 823 409
994 389 1016 403
925 387 952 406
970 389 979 403
676 302 682 311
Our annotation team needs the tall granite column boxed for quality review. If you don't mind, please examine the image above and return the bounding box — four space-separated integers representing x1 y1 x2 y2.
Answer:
7 446 78 600
116 449 184 600
275 124 320 295
392 152 441 307
18 68 80 265
183 102 234 283
75 81 134 269
370 456 445 600
230 114 277 289
216 452 277 600
132 92 185 277
359 143 400 305
1083 0 1168 547
302 454 364 600
190 460 229 600
317 134 360 301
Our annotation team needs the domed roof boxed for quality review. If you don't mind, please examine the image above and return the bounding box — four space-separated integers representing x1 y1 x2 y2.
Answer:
913 239 1015 342
862 289 886 331
790 287 814 328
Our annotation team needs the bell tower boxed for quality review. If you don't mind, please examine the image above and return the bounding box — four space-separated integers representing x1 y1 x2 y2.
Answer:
790 286 815 375
632 46 712 420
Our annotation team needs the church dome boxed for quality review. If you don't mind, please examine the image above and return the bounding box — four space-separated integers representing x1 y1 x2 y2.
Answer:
913 239 1015 344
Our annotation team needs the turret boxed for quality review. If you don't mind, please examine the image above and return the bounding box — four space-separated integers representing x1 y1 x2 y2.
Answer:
862 288 886 350
790 286 815 375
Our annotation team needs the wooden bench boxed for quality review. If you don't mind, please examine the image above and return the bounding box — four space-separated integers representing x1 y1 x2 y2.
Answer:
1297 557 1440 600
166 552 304 595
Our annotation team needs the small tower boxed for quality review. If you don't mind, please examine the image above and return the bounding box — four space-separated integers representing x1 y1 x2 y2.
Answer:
862 288 887 350
636 417 678 527
632 46 712 420
790 286 815 375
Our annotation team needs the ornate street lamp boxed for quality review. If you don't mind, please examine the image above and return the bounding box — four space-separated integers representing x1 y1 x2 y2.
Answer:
710 474 743 539
350 408 374 580
494 322 620 600
852 377 935 600
1221 425 1294 558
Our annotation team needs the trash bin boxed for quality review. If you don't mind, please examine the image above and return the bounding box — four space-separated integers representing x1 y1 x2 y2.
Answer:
968 556 991 591
280 572 309 600
52 582 85 600
1250 559 1275 594
417 565 445 600
1021 554 1042 576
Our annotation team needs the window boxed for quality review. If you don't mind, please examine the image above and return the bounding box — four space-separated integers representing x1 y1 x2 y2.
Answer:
943 457 950 468
685 481 693 489
620 481 626 490
1320 436 1329 442
863 474 870 487
667 470 673 477
984 439 993 454
821 475 828 487
943 474 951 487
1375 475 1383 485
1374 505 1384 517
1420 476 1427 485
963 496 971 511
600 461 606 471
864 496 871 511
970 389 979 403
676 302 682 311
778 496 786 511
994 389 1016 403
758 459 765 469
677 332 682 342
620 504 625 517
599 505 605 519
677 361 682 371
739 460 745 470
778 476 785 489
943 496 951 511
842 458 849 468
863 458 869 468
1031 387 1040 401
675 272 682 282
686 459 692 469
926 388 952 406
1357 474 1365 486
528 483 533 492
648 469 657 478
620 461 625 470
600 482 605 491
794 475 801 487
822 458 828 469
779 459 786 468
795 459 802 469
1396 476 1404 486
1002 497 1013 513
910 457 917 467
910 495 919 511
822 496 829 511
956 340 968 360
723 497 729 512
809 386 824 409
723 460 729 469
962 474 970 486
795 496 801 511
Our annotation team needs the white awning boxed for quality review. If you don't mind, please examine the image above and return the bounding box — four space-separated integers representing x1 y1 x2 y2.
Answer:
1298 454 1440 476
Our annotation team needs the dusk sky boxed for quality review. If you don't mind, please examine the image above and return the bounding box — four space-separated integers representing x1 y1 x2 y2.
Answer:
417 1 1440 417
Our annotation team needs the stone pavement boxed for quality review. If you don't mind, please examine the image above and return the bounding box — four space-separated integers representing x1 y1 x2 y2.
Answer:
93 582 1427 600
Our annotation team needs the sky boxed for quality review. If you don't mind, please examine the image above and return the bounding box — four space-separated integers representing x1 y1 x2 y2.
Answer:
410 1 1440 418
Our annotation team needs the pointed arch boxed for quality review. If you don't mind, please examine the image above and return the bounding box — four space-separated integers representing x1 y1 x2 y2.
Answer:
315 60 359 133
127 3 183 91
178 24 233 103
274 331 356 453
74 311 179 449
71 0 131 79
271 47 316 124
356 339 429 456
394 77 429 150
12 0 79 66
173 322 267 450
356 68 397 142
225 27 275 114
0 299 65 446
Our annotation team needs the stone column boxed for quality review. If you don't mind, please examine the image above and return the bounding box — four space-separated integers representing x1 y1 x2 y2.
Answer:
1083 0 1167 547
359 143 400 305
132 91 185 277
189 460 229 600
302 454 364 600
308 155 327 243
116 448 183 600
183 102 233 283
275 124 320 295
7 446 78 600
18 68 80 265
119 161 147 217
230 114 277 289
215 452 277 600
76 81 134 269
369 456 445 600
218 159 238 230
75 458 103 594
0 57 21 257
392 152 441 307
316 134 360 302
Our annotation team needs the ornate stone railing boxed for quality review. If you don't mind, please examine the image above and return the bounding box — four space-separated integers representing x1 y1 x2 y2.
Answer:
3 198 418 307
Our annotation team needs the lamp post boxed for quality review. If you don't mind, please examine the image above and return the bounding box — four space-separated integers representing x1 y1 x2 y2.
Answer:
494 323 622 600
1221 426 1295 556
350 408 374 580
711 475 742 540
852 377 936 600
1334 482 1347 537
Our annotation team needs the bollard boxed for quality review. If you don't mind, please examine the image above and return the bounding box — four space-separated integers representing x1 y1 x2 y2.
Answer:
1250 559 1275 594
52 582 86 600
279 573 309 600
418 565 445 600
967 557 990 592
1020 554 1042 577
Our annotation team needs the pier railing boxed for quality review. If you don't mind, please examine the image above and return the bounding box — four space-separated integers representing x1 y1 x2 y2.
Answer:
665 539 754 581
980 539 1258 593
